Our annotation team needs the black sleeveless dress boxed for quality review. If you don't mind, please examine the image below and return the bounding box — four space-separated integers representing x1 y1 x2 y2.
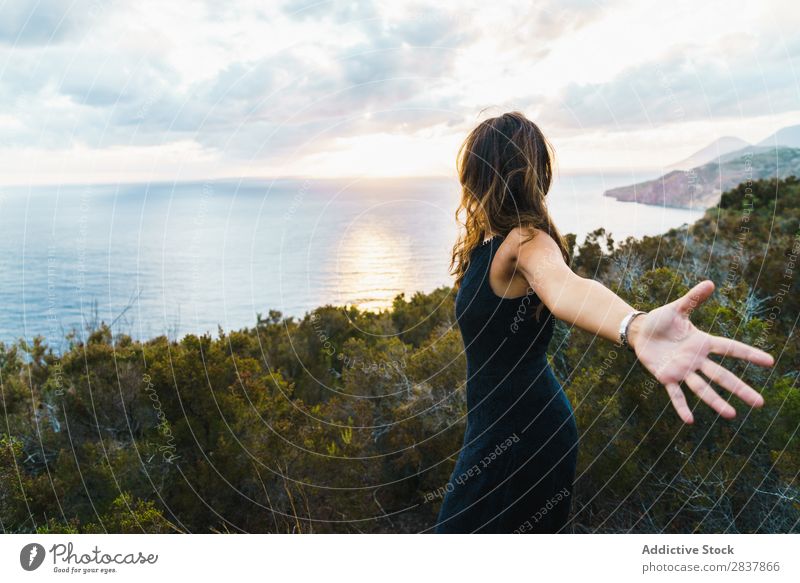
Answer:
434 235 579 533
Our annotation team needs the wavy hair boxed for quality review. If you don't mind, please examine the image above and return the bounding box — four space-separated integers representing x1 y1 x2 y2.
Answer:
450 111 571 288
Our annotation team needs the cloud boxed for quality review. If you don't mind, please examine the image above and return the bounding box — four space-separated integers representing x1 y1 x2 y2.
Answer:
281 0 380 23
105 2 469 159
540 34 800 133
0 0 798 184
0 0 107 46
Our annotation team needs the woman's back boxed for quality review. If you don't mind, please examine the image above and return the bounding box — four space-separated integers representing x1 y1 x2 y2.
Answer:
456 235 554 373
434 234 579 533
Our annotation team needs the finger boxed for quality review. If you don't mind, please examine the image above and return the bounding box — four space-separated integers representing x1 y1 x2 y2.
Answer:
664 382 694 424
675 280 715 316
685 372 736 419
710 336 775 367
700 358 765 408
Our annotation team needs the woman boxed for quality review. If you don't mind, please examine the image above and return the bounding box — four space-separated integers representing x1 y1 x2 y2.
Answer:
433 111 775 534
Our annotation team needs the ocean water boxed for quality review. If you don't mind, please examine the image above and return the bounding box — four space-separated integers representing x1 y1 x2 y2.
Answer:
0 173 703 347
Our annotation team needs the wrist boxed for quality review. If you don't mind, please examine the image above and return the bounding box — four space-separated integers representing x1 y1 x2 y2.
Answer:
618 309 647 352
626 312 647 352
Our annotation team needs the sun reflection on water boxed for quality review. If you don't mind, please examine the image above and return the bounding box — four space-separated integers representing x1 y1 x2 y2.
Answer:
333 221 418 312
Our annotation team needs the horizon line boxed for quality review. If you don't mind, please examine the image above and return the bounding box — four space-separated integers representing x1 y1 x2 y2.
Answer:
0 166 668 190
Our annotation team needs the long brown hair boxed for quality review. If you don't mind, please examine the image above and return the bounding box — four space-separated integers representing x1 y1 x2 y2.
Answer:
450 111 571 288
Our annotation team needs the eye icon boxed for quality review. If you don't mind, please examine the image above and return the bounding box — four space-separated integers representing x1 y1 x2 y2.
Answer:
20 543 46 571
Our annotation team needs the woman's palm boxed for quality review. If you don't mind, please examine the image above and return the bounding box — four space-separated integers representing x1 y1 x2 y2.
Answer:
631 280 774 424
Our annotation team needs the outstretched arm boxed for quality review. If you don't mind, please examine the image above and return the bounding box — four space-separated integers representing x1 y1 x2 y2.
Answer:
509 228 775 424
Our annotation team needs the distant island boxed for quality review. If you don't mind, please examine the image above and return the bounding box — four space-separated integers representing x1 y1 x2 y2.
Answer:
605 124 800 209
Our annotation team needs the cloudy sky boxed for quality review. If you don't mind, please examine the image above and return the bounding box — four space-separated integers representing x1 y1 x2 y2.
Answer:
0 0 798 185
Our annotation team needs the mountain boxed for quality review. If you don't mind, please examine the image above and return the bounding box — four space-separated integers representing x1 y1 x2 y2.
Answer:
665 124 800 170
604 147 800 209
757 124 800 148
667 136 750 170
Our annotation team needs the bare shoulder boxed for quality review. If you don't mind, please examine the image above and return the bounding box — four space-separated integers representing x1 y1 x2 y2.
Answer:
499 227 570 285
503 227 563 260
491 227 571 299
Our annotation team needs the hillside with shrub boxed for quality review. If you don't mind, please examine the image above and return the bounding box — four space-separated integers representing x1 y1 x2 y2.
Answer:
1 177 798 533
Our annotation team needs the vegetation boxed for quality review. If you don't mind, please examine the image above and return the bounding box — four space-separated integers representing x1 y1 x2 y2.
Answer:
1 177 798 533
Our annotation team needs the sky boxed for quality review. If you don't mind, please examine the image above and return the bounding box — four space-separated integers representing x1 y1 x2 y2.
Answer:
0 0 798 185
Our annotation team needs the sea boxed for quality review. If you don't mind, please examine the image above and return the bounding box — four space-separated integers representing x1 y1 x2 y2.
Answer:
0 172 704 348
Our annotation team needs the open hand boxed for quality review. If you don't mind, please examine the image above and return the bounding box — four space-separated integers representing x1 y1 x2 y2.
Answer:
627 280 775 424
